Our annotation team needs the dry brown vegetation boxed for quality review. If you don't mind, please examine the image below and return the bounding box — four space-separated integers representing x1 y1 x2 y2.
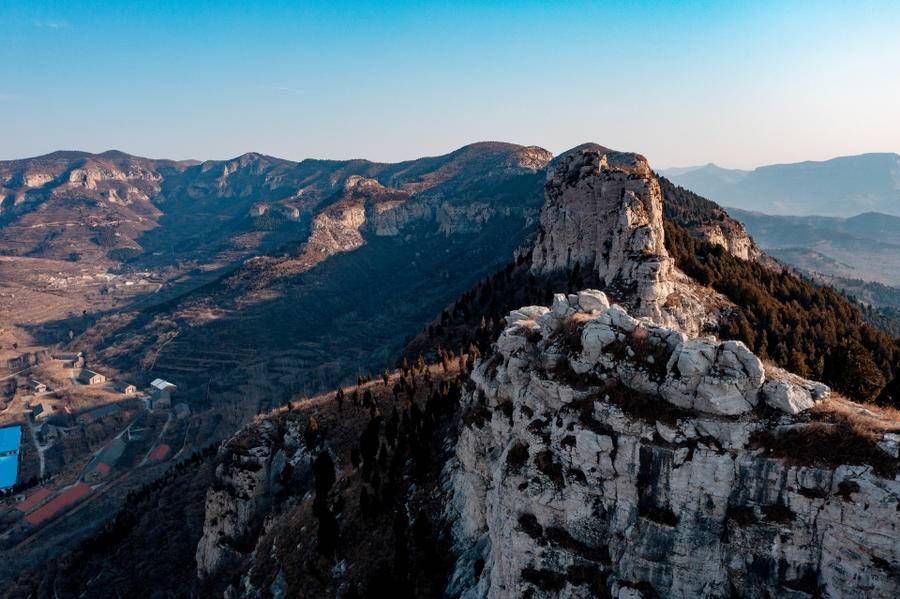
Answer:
752 395 899 477
811 394 900 435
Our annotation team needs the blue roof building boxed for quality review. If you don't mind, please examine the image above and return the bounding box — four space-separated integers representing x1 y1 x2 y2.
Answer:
0 425 22 491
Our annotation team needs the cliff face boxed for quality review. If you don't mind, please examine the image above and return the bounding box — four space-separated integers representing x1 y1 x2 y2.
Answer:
531 144 722 335
448 293 899 598
196 418 313 580
278 170 543 279
531 146 672 304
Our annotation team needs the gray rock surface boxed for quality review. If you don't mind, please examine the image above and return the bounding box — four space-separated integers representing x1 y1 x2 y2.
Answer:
196 419 312 580
530 145 723 335
447 296 896 599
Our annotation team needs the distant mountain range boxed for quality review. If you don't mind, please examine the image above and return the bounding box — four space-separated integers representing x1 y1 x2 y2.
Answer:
660 153 900 217
729 208 900 312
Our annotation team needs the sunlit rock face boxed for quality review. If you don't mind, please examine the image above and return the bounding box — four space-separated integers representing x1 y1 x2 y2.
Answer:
531 146 674 318
531 144 720 336
447 293 898 599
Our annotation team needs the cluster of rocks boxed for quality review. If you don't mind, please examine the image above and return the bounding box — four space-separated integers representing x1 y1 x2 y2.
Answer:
504 290 829 416
447 291 899 598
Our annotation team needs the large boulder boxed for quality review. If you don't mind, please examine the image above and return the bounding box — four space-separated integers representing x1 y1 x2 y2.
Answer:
762 368 830 415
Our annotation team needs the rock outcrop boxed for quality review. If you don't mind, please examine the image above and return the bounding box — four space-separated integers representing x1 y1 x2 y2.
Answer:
531 144 721 334
697 221 761 261
448 293 898 598
531 146 673 311
196 419 312 580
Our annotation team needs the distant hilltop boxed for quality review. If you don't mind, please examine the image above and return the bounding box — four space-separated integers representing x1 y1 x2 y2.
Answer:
660 152 900 217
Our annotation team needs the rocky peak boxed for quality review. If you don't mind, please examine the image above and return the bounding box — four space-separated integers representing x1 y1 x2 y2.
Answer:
531 145 680 324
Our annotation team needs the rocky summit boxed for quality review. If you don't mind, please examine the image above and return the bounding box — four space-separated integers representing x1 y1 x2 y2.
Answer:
4 3 899 596
532 144 719 335
172 144 898 599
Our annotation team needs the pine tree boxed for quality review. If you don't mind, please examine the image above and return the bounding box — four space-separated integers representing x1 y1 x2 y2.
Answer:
305 415 319 450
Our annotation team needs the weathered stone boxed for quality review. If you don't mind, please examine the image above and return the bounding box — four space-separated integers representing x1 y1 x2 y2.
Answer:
762 368 829 415
529 145 722 334
506 305 549 326
878 433 900 459
551 293 573 317
449 293 899 599
576 289 610 312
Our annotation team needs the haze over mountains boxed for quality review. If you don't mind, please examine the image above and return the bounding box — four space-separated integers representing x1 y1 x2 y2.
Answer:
730 209 900 287
661 153 900 217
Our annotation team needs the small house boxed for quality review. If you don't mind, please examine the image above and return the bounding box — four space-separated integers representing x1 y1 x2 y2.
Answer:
150 378 176 409
174 402 191 420
118 383 137 396
30 380 48 394
78 369 107 385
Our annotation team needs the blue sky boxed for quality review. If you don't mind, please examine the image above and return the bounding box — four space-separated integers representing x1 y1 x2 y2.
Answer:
2 1 898 168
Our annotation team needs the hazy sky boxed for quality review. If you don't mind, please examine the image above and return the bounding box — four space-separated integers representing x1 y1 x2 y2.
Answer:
3 0 899 168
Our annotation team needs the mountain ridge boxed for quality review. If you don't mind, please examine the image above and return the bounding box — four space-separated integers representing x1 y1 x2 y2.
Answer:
661 152 900 217
177 144 898 598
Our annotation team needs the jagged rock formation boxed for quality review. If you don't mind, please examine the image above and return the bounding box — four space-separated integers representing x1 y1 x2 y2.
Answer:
449 293 899 598
531 144 722 334
697 222 759 261
10 141 895 598
188 367 468 598
657 176 763 263
531 146 672 305
196 418 312 579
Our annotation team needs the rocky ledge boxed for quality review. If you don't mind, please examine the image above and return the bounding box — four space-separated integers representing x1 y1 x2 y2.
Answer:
448 290 899 598
195 418 313 580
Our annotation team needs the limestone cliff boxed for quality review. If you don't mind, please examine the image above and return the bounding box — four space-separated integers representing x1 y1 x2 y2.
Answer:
531 144 721 334
196 418 313 580
448 292 899 598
